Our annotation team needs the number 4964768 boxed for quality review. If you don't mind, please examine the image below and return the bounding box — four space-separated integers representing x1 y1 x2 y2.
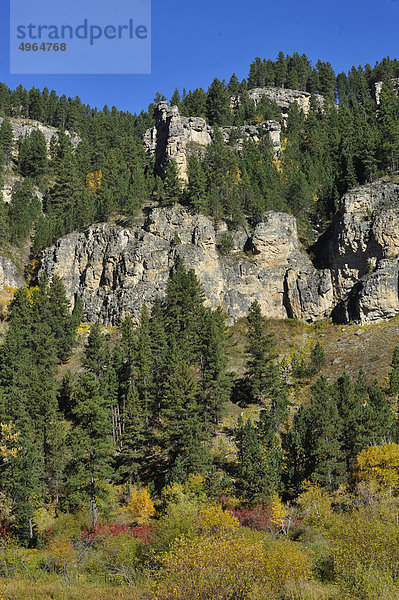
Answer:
18 42 66 51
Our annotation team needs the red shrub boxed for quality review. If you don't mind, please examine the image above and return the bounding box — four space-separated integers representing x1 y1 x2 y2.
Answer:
228 506 272 532
82 521 154 543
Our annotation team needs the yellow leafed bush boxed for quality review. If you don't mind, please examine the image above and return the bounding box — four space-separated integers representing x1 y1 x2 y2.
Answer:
124 487 155 524
297 481 333 530
331 507 399 600
146 532 311 600
355 442 399 493
195 505 239 537
46 536 77 571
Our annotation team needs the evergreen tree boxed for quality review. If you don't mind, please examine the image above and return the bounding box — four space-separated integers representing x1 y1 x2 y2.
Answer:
9 178 41 245
117 382 149 485
234 416 277 501
45 275 77 360
164 261 206 360
66 372 113 523
0 117 14 164
245 300 277 404
308 377 345 490
18 129 47 178
206 78 233 125
84 323 105 377
186 154 207 212
227 73 240 95
163 160 183 203
200 307 232 426
160 345 210 484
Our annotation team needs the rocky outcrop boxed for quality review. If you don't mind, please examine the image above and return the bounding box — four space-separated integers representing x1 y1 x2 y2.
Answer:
0 116 80 151
375 78 399 104
143 102 281 181
40 207 333 325
220 122 281 154
231 87 324 117
0 257 24 289
315 176 399 323
143 103 213 181
38 174 399 326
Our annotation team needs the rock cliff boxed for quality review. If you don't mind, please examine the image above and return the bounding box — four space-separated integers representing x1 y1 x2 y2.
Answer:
0 257 24 290
40 207 333 325
39 176 399 326
231 87 324 117
314 176 399 323
143 102 281 181
0 116 80 151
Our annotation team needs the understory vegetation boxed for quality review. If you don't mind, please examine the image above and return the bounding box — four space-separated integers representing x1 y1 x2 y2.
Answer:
0 265 398 599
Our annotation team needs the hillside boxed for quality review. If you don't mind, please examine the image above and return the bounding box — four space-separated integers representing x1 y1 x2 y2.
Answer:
1 52 399 600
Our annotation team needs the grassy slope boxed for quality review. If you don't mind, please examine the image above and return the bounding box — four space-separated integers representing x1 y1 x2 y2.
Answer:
228 316 399 388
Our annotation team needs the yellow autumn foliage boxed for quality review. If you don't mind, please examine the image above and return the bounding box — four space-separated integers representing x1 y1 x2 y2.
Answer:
331 507 399 600
124 487 155 524
270 492 290 533
297 481 333 529
195 505 239 537
161 473 207 505
355 442 399 493
0 423 19 463
24 285 40 306
47 536 77 571
85 170 102 194
146 533 311 600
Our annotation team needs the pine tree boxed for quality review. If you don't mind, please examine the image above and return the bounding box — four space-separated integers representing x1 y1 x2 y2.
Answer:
206 78 233 126
134 304 155 416
377 80 399 171
170 88 181 107
334 373 366 475
0 118 14 164
45 275 76 360
227 73 240 95
118 382 148 485
66 372 114 524
164 261 206 360
200 307 232 426
245 300 277 404
234 416 276 502
9 179 41 245
389 346 399 395
159 345 210 483
84 323 105 377
186 154 207 212
365 381 395 444
163 159 183 204
18 129 47 178
308 376 345 490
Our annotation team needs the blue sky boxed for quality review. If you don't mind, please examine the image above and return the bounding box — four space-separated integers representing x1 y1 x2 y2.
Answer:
1 0 399 114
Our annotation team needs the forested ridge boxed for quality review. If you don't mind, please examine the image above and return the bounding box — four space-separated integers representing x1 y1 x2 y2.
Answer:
0 53 399 600
1 52 399 250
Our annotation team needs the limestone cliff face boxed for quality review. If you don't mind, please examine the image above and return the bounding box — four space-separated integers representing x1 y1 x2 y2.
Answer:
34 176 399 326
143 103 213 181
0 257 24 289
220 122 281 154
40 207 333 325
231 87 324 117
314 177 399 323
143 102 281 181
0 116 80 152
